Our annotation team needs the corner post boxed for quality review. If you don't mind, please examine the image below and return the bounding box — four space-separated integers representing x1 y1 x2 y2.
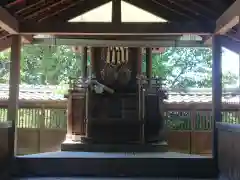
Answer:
212 35 222 167
7 35 21 156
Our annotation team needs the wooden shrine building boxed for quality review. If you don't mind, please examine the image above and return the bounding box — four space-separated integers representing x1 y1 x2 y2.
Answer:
0 0 240 179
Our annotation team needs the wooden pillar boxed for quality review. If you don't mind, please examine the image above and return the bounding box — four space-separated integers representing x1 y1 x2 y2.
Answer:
66 92 73 138
112 0 121 24
74 51 81 78
238 52 240 107
90 47 96 76
81 46 88 79
212 35 222 166
7 35 21 156
146 47 152 80
137 48 142 75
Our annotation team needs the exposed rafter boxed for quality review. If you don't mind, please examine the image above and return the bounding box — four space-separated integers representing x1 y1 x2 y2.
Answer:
215 0 240 35
0 1 17 8
150 0 197 21
0 0 236 51
205 0 240 44
0 6 33 43
19 21 215 35
0 6 19 34
125 0 183 21
44 0 111 22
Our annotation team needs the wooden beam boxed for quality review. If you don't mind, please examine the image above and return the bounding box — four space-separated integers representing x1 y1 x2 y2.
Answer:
0 0 16 7
0 6 18 34
124 0 183 21
20 21 215 35
205 0 240 44
46 0 111 22
0 7 33 43
22 35 33 43
53 35 181 40
216 0 240 35
0 35 33 52
32 38 209 47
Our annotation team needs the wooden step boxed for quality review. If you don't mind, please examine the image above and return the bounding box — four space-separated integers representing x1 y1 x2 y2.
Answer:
14 152 218 178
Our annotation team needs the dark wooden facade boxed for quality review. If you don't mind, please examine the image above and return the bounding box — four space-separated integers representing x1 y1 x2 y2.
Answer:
0 0 240 178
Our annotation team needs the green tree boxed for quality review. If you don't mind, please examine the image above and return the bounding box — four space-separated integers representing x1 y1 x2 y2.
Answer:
0 45 238 88
0 50 10 83
145 47 237 88
21 45 80 85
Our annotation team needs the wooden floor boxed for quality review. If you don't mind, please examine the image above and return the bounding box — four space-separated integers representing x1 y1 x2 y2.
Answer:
14 151 216 178
18 151 209 158
17 178 218 180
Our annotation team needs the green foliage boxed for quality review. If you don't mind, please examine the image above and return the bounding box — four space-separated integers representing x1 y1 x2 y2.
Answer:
20 45 80 85
0 50 10 83
150 48 237 88
0 45 238 88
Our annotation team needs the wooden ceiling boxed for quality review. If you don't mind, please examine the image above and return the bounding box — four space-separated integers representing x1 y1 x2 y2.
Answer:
0 0 239 51
1 0 234 22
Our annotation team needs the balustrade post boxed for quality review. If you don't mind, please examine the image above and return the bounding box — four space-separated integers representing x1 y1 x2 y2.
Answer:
190 107 197 154
38 106 45 153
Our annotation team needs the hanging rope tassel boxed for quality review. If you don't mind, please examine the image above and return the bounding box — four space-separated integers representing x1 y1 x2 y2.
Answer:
125 47 129 63
106 47 111 64
119 47 124 64
111 47 116 65
117 47 121 65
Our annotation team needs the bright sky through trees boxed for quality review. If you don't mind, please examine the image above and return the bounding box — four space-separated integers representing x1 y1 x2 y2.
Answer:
222 48 239 87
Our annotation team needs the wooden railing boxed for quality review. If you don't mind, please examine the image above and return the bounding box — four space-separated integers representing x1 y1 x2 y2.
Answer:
0 101 67 129
0 100 239 155
0 100 239 130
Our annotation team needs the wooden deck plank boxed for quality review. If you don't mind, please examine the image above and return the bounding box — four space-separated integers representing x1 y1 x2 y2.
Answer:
18 151 209 159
